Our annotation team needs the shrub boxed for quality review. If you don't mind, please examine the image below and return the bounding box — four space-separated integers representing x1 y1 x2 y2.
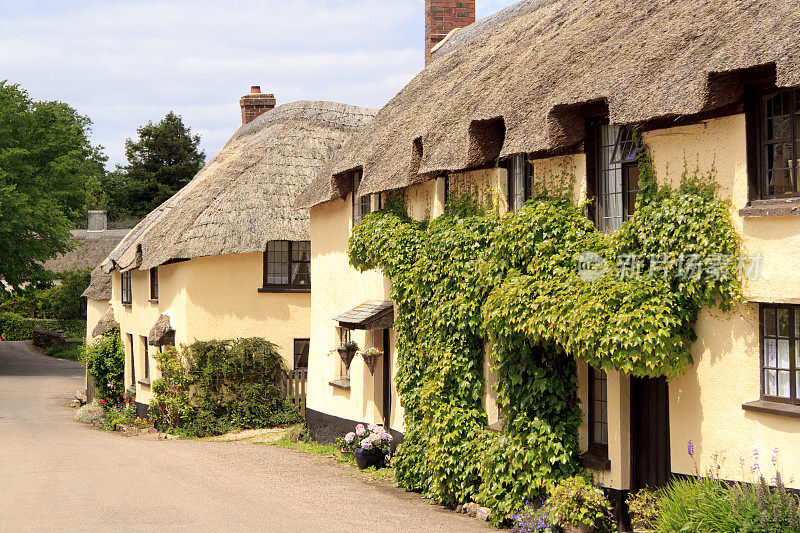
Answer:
75 400 103 424
546 476 616 532
44 342 81 361
0 312 84 340
37 268 91 320
626 488 659 530
149 338 302 437
81 327 125 402
98 396 151 431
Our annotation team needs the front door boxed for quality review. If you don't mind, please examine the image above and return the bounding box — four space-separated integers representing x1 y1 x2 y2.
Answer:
630 376 670 491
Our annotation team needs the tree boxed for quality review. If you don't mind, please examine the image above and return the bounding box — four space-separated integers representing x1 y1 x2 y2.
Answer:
115 112 205 218
0 81 107 288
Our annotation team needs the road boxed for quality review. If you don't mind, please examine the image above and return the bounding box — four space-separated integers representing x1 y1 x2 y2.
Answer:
0 341 490 532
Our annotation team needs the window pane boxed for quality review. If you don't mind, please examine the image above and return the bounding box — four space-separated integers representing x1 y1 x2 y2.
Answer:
764 308 776 337
267 241 290 285
766 369 777 396
765 338 777 367
291 262 310 286
292 241 310 261
778 339 790 369
294 339 309 369
779 370 791 398
510 155 526 211
778 308 791 337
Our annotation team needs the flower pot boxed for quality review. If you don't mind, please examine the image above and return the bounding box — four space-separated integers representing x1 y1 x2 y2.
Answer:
362 352 382 375
354 448 380 470
337 347 357 369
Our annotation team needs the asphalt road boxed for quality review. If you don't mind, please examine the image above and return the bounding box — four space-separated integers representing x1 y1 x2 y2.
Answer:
0 341 490 532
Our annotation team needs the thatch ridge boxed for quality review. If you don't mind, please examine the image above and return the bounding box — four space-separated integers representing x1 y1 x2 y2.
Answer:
82 266 112 300
103 101 376 272
44 229 129 274
91 306 118 338
301 0 800 207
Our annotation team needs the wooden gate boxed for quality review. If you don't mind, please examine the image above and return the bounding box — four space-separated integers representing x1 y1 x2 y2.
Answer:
279 368 307 415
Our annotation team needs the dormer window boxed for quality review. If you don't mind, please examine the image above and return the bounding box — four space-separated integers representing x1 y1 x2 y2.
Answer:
352 170 373 226
588 120 639 231
260 240 311 293
121 271 132 305
506 154 533 211
748 88 800 200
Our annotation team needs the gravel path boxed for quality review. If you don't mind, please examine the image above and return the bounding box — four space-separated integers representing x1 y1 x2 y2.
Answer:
0 341 491 532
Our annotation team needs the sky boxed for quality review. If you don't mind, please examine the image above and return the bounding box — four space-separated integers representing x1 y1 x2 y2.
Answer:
0 0 518 168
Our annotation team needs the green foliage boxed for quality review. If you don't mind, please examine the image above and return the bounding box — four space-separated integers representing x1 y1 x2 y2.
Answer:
37 268 92 320
655 475 800 533
0 80 107 287
44 342 81 361
0 312 84 340
347 137 742 525
149 338 302 437
626 488 660 530
81 327 125 402
546 476 616 531
98 397 151 431
110 111 205 218
75 400 103 424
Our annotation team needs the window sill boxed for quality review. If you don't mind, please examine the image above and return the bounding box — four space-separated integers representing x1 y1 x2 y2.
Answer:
148 299 159 304
122 303 132 308
125 386 136 396
138 378 151 387
739 198 800 218
258 286 311 294
329 378 351 390
486 420 504 433
742 400 800 419
580 449 611 471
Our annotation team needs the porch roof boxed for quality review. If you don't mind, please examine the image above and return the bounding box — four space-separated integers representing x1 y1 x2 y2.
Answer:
334 301 394 330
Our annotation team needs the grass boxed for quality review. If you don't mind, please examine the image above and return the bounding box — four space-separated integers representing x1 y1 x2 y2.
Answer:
44 342 81 361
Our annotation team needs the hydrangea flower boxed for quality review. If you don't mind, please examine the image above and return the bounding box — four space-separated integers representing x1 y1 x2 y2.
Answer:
355 424 366 436
381 432 392 442
344 432 356 443
368 423 380 433
360 438 373 450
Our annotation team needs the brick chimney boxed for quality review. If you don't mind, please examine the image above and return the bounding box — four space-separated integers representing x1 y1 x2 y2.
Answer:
425 0 475 65
87 210 107 232
239 86 276 125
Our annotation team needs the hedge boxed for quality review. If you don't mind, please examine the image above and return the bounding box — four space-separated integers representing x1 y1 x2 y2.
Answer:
0 312 85 341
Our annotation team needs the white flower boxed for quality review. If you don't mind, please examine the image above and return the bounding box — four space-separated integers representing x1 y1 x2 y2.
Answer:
355 424 366 436
368 424 380 433
360 438 373 450
344 432 355 443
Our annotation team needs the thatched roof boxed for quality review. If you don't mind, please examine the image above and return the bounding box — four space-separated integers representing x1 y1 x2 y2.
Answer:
299 0 800 207
103 101 376 272
82 266 112 300
148 314 173 346
91 306 118 338
44 229 129 274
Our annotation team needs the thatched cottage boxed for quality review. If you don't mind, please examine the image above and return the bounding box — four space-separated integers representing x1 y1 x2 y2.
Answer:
100 91 375 412
299 0 800 524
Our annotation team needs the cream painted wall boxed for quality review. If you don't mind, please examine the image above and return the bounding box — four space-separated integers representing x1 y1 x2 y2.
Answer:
85 298 108 343
111 253 310 405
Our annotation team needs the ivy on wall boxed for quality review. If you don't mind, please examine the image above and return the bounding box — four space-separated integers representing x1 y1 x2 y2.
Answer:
347 139 741 525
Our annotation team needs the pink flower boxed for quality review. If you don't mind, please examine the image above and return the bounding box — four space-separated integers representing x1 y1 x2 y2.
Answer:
355 424 366 437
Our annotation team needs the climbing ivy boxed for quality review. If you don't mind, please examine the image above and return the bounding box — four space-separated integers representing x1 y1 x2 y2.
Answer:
348 140 741 525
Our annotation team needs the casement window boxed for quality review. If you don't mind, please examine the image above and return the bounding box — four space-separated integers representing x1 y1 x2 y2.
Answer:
127 333 135 388
352 170 374 226
748 88 800 199
149 267 159 302
760 304 800 404
141 335 150 382
261 240 311 292
588 120 639 231
338 327 351 381
506 154 534 211
588 367 609 453
121 271 132 305
294 338 310 369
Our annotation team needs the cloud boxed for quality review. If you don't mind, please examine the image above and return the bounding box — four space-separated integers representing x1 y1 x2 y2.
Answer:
0 0 518 167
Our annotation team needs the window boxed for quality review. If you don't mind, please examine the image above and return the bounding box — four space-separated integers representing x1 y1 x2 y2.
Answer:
750 88 800 199
352 170 372 225
588 367 608 452
121 271 132 305
127 333 135 388
149 267 159 301
338 327 351 380
507 154 534 211
261 240 311 292
588 121 639 231
760 304 800 404
141 335 150 382
294 338 310 369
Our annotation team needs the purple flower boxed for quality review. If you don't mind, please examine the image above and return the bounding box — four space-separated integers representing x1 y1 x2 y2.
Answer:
360 438 373 450
687 440 694 457
355 424 366 437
